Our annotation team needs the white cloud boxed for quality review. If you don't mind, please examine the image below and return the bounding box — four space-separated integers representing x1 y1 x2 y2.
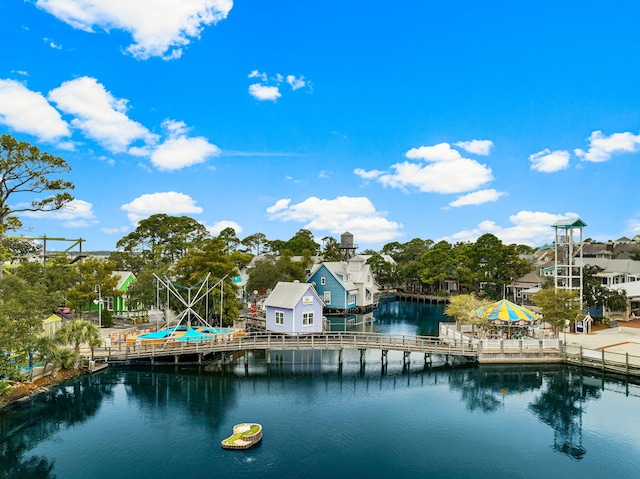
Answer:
529 148 571 173
22 199 97 228
247 70 310 101
206 220 242 236
442 210 581 246
121 191 203 223
35 0 233 60
353 168 385 180
448 189 505 207
575 130 640 162
248 83 281 101
366 159 493 194
267 196 403 243
44 38 63 49
405 142 462 162
149 119 220 170
101 225 130 235
266 199 291 214
48 76 158 152
357 142 493 194
286 74 306 90
0 79 70 142
248 70 267 82
454 139 493 156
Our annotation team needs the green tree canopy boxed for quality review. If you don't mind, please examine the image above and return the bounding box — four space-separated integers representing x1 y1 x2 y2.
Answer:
269 229 320 256
321 236 343 261
0 135 74 267
172 237 240 325
444 294 493 329
419 240 458 289
245 253 308 294
583 265 629 313
241 232 269 256
531 288 582 335
366 253 395 289
0 274 60 379
55 320 101 359
64 257 121 315
116 214 209 268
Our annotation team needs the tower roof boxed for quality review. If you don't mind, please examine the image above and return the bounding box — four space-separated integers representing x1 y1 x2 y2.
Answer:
552 218 587 228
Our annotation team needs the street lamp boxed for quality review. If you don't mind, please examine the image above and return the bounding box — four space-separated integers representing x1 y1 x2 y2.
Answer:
94 284 102 328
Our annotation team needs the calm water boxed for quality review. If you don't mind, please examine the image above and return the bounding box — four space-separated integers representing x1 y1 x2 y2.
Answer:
2 301 640 479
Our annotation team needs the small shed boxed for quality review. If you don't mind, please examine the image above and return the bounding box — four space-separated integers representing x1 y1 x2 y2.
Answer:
264 282 324 334
42 314 62 338
575 314 593 334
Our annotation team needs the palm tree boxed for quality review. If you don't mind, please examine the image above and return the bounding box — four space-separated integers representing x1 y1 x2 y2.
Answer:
55 320 102 368
51 347 77 377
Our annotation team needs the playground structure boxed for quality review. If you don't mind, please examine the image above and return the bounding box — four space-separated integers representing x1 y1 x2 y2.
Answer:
2 235 86 273
118 274 241 346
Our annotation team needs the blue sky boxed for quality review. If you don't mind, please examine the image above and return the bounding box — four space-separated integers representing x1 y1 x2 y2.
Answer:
1 1 640 252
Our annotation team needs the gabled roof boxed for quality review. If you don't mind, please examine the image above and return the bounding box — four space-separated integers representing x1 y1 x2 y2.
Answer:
579 258 640 275
309 262 359 291
114 271 135 290
513 270 545 285
263 282 323 309
552 217 587 228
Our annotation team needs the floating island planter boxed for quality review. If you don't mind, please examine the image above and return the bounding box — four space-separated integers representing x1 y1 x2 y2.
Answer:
221 423 263 450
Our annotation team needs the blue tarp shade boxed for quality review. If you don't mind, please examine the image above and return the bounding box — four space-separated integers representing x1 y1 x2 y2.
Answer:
139 329 174 339
175 327 212 342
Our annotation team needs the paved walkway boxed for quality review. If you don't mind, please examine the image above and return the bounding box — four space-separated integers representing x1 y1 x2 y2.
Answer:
565 326 640 358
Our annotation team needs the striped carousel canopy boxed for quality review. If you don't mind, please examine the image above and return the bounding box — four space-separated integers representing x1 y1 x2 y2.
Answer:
476 299 540 326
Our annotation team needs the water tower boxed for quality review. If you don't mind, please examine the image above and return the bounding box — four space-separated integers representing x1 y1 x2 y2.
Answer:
340 231 357 261
552 218 587 307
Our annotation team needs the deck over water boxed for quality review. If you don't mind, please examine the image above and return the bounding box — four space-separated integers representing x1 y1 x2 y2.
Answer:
90 327 565 365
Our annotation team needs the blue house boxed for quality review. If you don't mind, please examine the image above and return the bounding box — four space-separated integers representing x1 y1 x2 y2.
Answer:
263 282 324 334
308 258 380 313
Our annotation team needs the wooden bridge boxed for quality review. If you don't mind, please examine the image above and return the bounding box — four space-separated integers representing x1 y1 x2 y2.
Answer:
89 330 563 366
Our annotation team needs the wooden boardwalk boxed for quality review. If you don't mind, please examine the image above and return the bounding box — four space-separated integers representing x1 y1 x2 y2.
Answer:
90 330 567 367
564 344 640 377
94 331 479 363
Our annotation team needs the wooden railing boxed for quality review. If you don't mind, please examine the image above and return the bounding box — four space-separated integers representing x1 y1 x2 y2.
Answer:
564 344 640 377
93 331 480 362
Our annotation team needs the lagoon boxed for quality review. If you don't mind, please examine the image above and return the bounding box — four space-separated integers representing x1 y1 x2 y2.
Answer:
2 301 640 479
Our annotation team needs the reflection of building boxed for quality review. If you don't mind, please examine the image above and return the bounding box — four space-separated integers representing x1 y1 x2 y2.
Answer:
529 368 601 461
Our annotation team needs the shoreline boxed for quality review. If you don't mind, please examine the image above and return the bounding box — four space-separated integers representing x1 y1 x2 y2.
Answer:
0 368 84 412
4 324 640 412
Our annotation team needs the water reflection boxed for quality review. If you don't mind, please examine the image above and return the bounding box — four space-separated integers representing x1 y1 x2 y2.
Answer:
1 363 639 478
0 374 116 479
528 367 601 460
327 299 451 336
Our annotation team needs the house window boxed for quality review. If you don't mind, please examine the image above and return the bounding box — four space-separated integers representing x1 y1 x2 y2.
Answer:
348 294 356 304
365 289 372 300
324 291 331 304
303 312 314 326
321 277 326 285
275 311 284 325
105 297 114 311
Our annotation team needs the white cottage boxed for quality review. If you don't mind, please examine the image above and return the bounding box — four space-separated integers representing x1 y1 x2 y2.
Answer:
263 282 325 334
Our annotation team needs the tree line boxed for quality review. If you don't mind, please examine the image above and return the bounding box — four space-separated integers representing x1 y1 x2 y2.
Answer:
0 134 631 389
